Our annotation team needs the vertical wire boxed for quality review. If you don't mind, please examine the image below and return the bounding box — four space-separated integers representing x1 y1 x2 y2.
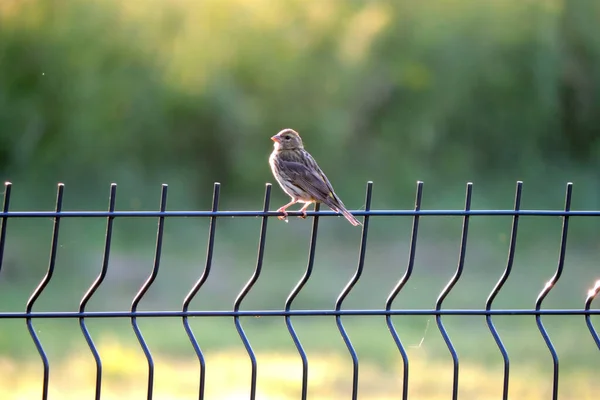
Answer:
0 182 12 274
79 183 117 400
334 181 373 400
534 183 572 400
182 182 220 400
435 182 472 400
233 184 271 400
284 202 321 400
484 181 522 400
130 184 168 400
385 181 423 400
584 280 600 350
25 183 64 400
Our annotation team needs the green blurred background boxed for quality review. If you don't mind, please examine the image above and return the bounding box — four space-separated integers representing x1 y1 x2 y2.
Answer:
1 0 600 398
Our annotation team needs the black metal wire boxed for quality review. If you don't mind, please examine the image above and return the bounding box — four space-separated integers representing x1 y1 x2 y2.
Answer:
284 203 320 400
182 182 220 400
0 182 12 275
2 209 600 218
385 180 423 400
25 183 64 400
534 182 572 400
0 180 599 400
584 281 600 350
484 181 522 400
334 181 373 400
79 183 117 400
8 308 600 319
435 182 472 400
233 183 271 400
130 184 168 400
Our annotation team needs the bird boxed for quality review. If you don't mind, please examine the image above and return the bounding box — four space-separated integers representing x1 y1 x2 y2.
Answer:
269 128 361 226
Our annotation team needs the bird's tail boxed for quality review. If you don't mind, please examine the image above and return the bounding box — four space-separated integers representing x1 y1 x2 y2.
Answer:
323 194 362 226
340 206 362 226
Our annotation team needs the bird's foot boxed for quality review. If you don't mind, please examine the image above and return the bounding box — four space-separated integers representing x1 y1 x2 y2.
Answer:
277 208 289 221
299 210 307 219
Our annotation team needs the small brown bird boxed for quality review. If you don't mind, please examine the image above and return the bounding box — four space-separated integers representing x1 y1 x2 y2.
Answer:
269 128 361 226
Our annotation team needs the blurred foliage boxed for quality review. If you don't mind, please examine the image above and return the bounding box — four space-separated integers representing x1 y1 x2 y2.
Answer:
1 0 599 210
1 343 599 399
1 2 600 390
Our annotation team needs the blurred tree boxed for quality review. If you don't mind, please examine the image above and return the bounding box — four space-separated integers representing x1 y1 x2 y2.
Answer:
559 0 600 162
0 0 598 208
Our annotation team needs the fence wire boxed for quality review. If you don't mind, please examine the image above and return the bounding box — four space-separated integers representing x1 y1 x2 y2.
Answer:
0 180 599 400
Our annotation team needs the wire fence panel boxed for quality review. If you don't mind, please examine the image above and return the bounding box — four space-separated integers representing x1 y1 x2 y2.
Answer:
0 180 599 400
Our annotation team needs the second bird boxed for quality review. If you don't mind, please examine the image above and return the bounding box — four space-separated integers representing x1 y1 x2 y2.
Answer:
269 128 361 226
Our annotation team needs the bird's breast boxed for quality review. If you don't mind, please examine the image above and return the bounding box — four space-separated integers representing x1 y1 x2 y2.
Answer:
269 151 277 168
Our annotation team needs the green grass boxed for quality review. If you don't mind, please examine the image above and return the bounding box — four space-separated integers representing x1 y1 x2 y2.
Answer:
1 341 599 400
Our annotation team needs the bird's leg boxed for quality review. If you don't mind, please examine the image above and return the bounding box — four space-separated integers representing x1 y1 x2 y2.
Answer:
298 202 313 219
277 199 297 220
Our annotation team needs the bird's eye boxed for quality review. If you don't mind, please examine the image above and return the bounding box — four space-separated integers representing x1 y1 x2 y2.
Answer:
284 135 291 140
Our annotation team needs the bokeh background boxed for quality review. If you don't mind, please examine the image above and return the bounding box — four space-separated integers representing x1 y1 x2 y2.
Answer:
1 0 600 399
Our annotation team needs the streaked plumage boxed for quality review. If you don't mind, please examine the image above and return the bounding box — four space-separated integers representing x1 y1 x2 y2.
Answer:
269 128 361 226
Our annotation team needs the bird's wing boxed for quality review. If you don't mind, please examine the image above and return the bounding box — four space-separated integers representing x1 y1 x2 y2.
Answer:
279 159 339 205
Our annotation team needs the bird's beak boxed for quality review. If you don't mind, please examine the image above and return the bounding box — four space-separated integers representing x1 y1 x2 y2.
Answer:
271 135 280 143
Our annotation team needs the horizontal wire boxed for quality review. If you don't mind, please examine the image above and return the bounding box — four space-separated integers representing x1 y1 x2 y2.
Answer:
1 309 599 318
1 210 600 218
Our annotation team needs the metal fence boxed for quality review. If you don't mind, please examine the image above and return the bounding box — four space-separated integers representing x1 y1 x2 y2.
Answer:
0 180 599 400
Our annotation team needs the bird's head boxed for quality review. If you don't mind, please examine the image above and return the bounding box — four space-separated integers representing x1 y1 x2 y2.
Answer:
271 129 303 151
